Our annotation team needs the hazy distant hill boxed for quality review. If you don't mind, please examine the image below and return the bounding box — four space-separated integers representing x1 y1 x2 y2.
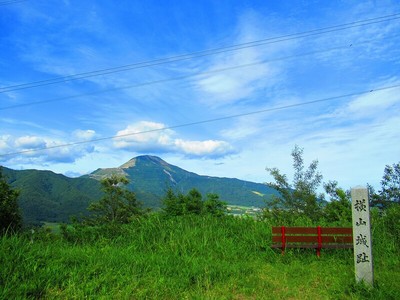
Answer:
2 155 277 224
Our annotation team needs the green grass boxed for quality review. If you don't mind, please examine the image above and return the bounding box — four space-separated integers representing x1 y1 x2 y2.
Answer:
1 213 399 299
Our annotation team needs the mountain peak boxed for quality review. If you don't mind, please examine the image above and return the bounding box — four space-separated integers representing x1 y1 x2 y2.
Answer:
119 155 168 169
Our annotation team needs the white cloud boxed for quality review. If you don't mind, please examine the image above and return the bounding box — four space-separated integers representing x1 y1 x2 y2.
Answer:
73 129 96 140
114 121 174 151
195 48 276 106
0 131 96 165
0 135 12 152
310 81 400 126
113 121 234 158
14 136 47 149
194 12 288 107
174 139 233 157
346 86 400 118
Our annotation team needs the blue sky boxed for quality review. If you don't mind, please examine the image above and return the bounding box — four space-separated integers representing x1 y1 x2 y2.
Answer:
1 0 399 190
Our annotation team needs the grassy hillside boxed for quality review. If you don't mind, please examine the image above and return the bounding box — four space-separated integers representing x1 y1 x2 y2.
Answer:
1 210 398 299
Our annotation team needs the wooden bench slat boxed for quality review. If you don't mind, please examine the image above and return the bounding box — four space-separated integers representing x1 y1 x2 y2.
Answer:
272 226 317 234
322 236 353 243
272 244 318 249
272 227 283 234
272 226 353 235
321 244 353 249
272 235 317 243
271 226 353 256
272 243 353 249
272 235 353 243
321 227 352 234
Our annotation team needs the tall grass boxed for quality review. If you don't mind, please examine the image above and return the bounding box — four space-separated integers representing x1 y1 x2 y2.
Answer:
1 210 399 299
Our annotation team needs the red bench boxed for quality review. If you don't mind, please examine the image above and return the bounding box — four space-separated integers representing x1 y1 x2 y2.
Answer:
272 226 353 257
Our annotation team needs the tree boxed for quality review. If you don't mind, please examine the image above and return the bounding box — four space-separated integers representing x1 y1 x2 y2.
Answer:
0 168 22 234
380 162 400 204
203 193 227 217
367 184 385 209
185 188 203 215
265 145 324 221
85 175 143 225
323 181 351 225
162 188 203 216
369 162 400 209
162 188 226 217
162 187 183 216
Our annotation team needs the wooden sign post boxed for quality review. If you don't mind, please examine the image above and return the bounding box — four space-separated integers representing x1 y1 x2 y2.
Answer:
351 186 374 286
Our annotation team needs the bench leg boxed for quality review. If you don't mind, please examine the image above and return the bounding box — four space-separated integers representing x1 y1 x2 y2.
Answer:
317 226 322 257
281 226 286 256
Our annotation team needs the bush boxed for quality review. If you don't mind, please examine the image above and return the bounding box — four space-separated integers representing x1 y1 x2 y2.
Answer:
162 188 227 217
0 168 22 235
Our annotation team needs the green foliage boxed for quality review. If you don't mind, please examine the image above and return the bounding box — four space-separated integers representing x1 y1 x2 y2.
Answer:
204 193 227 217
162 188 227 217
1 213 399 299
368 184 383 209
265 145 324 222
161 187 182 216
379 162 400 203
323 181 352 226
185 188 203 214
1 167 102 224
372 204 400 249
368 162 400 209
0 168 22 235
84 175 144 225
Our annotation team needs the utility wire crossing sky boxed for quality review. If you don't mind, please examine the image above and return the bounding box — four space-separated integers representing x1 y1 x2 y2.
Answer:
1 0 399 189
1 83 399 158
1 12 399 93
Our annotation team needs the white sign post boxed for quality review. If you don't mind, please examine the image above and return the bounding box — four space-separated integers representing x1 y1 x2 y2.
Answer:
351 186 374 286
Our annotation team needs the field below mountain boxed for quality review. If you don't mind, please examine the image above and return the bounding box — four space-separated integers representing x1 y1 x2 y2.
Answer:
1 212 399 299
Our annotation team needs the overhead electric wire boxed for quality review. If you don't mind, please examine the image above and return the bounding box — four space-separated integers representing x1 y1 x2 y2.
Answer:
1 83 399 158
1 36 396 111
0 0 28 6
1 12 400 93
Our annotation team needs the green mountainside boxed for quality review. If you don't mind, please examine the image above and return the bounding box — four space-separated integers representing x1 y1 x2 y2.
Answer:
2 155 277 224
2 167 102 224
89 155 278 208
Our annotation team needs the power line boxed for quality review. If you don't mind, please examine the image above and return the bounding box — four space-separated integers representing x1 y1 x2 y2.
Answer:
1 37 395 111
0 0 28 6
1 83 399 158
1 12 400 93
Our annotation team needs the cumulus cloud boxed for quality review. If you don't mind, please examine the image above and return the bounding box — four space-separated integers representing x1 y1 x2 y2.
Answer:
0 130 96 165
14 136 47 149
0 135 12 152
113 121 234 158
174 139 234 157
114 121 174 152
